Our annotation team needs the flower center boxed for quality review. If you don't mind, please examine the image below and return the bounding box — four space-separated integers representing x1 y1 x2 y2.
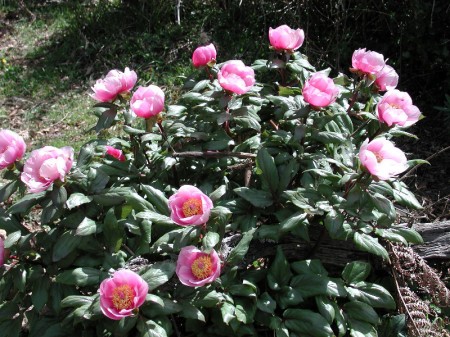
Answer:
182 198 203 217
112 284 135 311
389 103 400 109
191 255 213 280
374 152 384 163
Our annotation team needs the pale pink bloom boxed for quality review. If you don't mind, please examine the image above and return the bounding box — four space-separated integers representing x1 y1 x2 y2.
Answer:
375 65 399 91
192 43 217 68
91 67 137 102
218 60 255 95
0 129 26 170
377 89 421 127
359 138 408 181
168 185 213 226
105 146 125 161
302 72 339 108
176 246 221 287
269 24 305 52
99 269 148 320
130 85 165 118
21 146 74 193
351 48 385 76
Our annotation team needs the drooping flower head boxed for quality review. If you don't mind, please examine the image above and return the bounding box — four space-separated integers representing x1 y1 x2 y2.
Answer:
192 43 217 68
359 138 408 181
99 269 148 320
218 60 255 95
0 129 26 170
105 146 125 162
176 246 221 287
269 24 305 52
302 72 340 108
168 185 213 226
374 65 399 91
351 48 385 77
91 67 138 102
376 89 421 127
21 146 74 193
130 85 165 118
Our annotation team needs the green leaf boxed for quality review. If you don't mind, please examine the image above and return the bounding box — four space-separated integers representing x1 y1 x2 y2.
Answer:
378 314 407 337
56 268 102 287
31 277 50 311
75 217 98 236
392 181 422 209
61 295 94 308
202 231 220 253
311 130 347 144
370 193 396 220
0 316 22 337
137 319 168 337
390 226 423 244
220 302 236 325
227 228 257 265
256 292 276 314
52 230 81 261
103 208 123 253
324 209 349 240
136 210 174 226
344 300 379 325
0 180 19 203
291 259 328 276
234 187 273 208
267 247 293 290
141 184 170 216
342 261 371 284
234 298 256 324
315 296 335 324
279 212 308 234
346 281 396 309
256 148 279 195
94 104 117 133
4 230 21 248
66 193 93 210
291 274 347 298
353 232 389 261
51 185 67 206
179 303 205 322
348 319 378 337
283 309 333 337
8 192 45 214
139 261 176 291
276 286 303 309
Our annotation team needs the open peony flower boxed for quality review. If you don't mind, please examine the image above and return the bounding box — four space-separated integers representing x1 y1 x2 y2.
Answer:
269 24 305 52
130 85 165 118
374 65 399 91
359 138 408 181
351 48 385 76
0 129 26 170
176 246 221 287
21 146 74 193
105 146 125 161
218 60 255 95
376 89 421 127
99 269 148 320
168 185 213 226
192 43 217 68
302 72 339 108
91 67 137 102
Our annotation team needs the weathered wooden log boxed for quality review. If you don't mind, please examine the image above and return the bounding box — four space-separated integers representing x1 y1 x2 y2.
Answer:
240 221 450 269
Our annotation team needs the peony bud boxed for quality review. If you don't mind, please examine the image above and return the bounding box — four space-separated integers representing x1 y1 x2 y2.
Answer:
105 146 125 161
302 72 340 108
130 85 165 118
91 67 138 102
218 60 255 95
351 48 385 76
376 89 421 127
192 43 217 68
0 129 26 170
374 65 399 91
269 24 305 52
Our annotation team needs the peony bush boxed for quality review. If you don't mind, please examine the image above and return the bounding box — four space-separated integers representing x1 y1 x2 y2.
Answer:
0 23 426 337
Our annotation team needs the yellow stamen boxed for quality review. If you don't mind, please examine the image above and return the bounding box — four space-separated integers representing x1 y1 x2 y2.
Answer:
191 255 213 280
182 198 203 217
112 284 135 311
375 152 383 163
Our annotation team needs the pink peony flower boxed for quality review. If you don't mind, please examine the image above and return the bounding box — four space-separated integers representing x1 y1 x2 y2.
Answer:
374 65 399 91
99 269 148 320
130 85 165 118
376 89 421 127
359 138 408 181
269 24 305 52
91 67 137 102
302 72 340 108
0 129 26 170
351 48 385 76
168 185 213 226
218 60 255 95
192 43 217 68
21 146 74 193
176 246 221 287
105 146 125 161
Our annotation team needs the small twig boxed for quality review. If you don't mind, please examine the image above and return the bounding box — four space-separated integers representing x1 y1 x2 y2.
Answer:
400 145 450 181
172 151 256 159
